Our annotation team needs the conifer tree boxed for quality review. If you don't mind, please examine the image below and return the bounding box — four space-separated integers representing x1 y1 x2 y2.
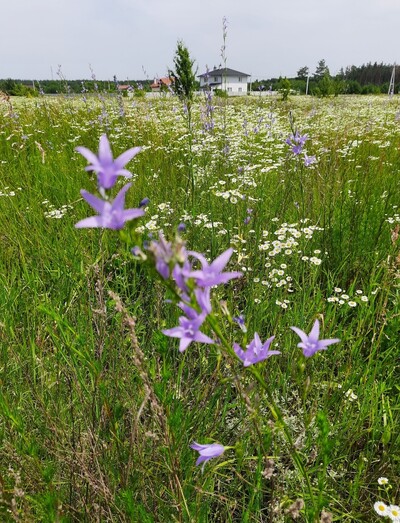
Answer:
169 40 197 108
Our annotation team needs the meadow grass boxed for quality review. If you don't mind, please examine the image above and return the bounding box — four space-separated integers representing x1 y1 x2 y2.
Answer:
0 93 399 522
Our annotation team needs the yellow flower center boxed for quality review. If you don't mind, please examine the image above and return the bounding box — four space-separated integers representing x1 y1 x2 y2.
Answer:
391 510 399 516
378 505 386 512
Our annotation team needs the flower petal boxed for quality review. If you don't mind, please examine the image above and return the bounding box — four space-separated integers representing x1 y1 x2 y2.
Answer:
121 208 145 221
98 134 113 164
75 146 100 167
290 326 309 344
210 248 233 273
317 338 340 348
80 189 107 213
193 331 214 345
112 183 132 211
114 146 142 169
75 216 104 228
179 337 192 352
309 319 320 342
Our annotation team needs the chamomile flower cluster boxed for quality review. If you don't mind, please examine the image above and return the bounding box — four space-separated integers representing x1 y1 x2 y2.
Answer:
326 287 374 307
386 210 400 225
240 219 325 307
42 200 74 219
0 186 22 197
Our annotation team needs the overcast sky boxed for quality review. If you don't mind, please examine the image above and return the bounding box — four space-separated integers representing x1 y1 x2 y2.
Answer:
1 0 399 80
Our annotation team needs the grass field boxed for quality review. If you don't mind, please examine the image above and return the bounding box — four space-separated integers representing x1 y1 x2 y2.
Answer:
0 92 399 522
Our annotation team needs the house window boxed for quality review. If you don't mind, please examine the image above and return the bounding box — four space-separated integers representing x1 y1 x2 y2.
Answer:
238 87 242 92
214 76 218 82
227 87 232 92
238 77 242 82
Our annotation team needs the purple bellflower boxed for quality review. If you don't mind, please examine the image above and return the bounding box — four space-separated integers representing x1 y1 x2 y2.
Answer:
190 442 225 472
233 314 247 333
234 333 280 367
75 183 144 230
162 313 214 352
291 319 340 357
172 259 192 292
178 287 212 318
139 197 150 208
303 153 316 167
76 134 141 190
285 131 308 155
194 287 212 315
189 248 242 288
147 233 187 281
152 235 174 280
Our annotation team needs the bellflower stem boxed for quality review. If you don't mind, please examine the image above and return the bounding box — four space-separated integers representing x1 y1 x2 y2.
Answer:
205 312 318 517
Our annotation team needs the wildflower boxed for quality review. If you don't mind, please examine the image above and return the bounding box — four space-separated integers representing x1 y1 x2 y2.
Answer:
189 248 242 287
76 134 141 190
75 183 144 230
388 505 400 520
234 333 280 367
378 477 389 485
286 131 308 155
172 259 192 292
348 301 357 307
139 197 150 208
374 501 389 517
162 313 214 352
194 287 212 315
291 319 340 357
345 389 357 401
233 314 247 333
304 153 316 167
147 233 187 280
190 442 225 472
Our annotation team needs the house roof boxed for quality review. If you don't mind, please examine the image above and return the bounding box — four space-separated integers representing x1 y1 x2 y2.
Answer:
150 77 173 88
198 68 250 78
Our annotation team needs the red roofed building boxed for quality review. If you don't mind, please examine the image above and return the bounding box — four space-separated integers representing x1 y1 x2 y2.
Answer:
150 77 173 92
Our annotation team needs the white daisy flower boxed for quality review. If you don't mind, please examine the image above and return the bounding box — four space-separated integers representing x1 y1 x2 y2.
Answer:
374 501 389 517
388 505 400 521
378 477 389 485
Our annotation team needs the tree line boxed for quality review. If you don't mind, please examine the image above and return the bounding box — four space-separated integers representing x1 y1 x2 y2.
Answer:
0 78 153 97
1 60 398 97
252 60 399 96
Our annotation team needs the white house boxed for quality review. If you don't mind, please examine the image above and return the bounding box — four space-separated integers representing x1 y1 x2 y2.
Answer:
198 67 250 95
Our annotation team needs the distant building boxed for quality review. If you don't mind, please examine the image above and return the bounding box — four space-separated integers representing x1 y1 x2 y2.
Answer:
198 67 250 95
150 77 173 92
116 84 134 98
